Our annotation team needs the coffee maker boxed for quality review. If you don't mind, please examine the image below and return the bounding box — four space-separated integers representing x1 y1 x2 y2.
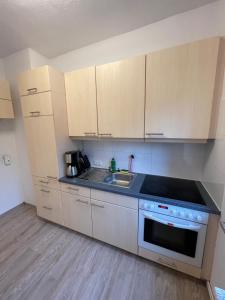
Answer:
64 151 90 178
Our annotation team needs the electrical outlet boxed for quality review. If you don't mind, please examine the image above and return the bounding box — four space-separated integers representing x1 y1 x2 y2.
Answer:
2 155 11 166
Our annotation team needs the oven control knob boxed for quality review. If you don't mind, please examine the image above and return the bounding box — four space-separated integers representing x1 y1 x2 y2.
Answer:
196 215 202 222
144 203 149 210
150 204 155 210
172 210 177 216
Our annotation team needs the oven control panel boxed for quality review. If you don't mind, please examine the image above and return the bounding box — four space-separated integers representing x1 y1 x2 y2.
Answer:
139 199 209 225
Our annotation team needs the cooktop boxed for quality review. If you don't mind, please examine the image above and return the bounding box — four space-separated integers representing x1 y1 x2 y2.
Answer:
140 175 206 205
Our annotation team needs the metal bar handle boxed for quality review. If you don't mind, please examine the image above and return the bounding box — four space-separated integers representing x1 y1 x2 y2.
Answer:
40 189 50 193
91 203 104 208
143 212 201 231
98 133 112 136
76 199 89 205
84 132 96 136
39 180 49 184
68 187 79 191
43 206 52 210
27 88 38 94
145 133 164 136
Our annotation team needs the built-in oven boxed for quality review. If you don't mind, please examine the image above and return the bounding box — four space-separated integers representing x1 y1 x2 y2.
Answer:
138 199 209 267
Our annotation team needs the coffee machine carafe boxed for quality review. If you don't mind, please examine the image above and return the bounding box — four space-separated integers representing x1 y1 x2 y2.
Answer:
64 151 78 178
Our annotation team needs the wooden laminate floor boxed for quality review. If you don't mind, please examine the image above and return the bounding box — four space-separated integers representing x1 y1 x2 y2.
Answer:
0 204 210 300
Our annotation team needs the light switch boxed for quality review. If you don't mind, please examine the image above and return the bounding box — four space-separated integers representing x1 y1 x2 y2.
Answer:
2 155 11 166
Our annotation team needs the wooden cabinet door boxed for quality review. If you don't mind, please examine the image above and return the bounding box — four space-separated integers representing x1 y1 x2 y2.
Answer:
0 80 11 100
24 116 59 178
21 92 53 117
18 65 50 96
96 56 145 138
65 67 98 137
91 199 138 254
0 100 14 118
145 37 220 139
62 192 92 236
35 186 63 225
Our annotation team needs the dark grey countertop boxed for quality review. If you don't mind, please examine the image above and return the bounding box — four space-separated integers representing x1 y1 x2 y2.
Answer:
59 170 220 215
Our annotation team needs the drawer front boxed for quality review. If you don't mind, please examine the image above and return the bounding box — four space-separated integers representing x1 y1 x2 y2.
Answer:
62 192 92 236
21 92 53 117
33 176 60 190
61 183 90 198
0 100 14 118
91 189 138 210
35 186 63 225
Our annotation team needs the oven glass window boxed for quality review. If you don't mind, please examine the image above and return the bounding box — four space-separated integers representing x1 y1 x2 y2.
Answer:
144 218 198 257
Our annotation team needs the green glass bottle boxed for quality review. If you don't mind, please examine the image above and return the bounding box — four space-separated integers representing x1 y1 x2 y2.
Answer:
111 158 116 173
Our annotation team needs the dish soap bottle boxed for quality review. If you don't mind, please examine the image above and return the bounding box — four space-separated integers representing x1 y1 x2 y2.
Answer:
110 158 116 173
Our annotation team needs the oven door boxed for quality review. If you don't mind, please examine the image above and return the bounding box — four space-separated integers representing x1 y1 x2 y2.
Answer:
138 210 207 267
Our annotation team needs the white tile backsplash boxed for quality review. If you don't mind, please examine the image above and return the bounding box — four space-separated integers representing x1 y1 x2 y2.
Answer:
83 140 205 180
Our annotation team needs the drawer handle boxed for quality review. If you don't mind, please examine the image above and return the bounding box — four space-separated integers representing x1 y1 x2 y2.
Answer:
99 133 112 137
68 187 79 191
84 132 96 136
91 203 104 208
39 180 49 184
76 199 89 205
43 206 52 210
27 88 37 94
40 189 50 193
145 133 164 136
30 111 40 117
47 176 57 180
157 258 177 269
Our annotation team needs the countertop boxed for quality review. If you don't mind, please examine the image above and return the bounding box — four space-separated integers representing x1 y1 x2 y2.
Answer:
59 169 220 215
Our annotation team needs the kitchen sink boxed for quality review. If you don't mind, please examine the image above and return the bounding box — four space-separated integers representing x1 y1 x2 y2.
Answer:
103 172 136 188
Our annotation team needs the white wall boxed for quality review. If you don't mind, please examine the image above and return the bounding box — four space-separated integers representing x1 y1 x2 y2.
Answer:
0 59 5 79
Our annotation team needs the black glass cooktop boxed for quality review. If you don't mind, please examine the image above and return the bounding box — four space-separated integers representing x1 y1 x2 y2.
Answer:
140 175 206 205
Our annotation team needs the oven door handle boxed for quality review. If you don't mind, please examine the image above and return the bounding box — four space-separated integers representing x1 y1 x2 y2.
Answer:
143 212 201 231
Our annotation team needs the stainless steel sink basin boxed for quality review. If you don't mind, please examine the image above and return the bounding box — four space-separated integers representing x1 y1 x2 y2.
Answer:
103 172 136 188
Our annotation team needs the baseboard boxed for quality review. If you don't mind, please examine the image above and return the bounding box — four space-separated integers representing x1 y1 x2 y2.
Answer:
207 281 216 300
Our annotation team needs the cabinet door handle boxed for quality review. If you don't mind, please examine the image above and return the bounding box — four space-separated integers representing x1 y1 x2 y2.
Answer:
39 180 49 184
76 199 89 205
145 133 164 136
30 111 40 117
98 133 112 137
91 203 104 208
47 176 57 180
67 187 79 191
84 132 96 136
40 189 50 193
43 206 52 210
27 88 37 94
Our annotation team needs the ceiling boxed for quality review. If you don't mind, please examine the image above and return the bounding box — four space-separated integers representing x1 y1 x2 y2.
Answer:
0 0 216 58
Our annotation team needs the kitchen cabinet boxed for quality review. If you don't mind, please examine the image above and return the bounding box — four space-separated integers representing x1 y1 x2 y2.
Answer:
91 198 138 254
62 191 92 236
65 67 98 137
145 37 220 140
96 55 145 138
18 65 65 96
24 116 59 178
0 80 14 119
18 66 73 180
20 92 53 117
35 185 63 225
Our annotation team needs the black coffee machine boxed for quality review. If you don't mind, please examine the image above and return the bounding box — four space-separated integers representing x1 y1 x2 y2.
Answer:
64 151 90 178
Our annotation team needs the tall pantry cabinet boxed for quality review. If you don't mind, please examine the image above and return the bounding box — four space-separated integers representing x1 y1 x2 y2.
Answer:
0 80 14 119
18 66 73 224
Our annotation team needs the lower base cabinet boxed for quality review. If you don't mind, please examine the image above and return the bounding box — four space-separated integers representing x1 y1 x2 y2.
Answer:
35 185 63 225
91 199 138 254
61 191 92 237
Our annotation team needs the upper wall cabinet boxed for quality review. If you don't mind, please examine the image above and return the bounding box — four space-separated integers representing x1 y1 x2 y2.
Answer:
18 65 65 96
65 67 98 137
145 37 220 140
0 80 14 119
96 55 145 138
